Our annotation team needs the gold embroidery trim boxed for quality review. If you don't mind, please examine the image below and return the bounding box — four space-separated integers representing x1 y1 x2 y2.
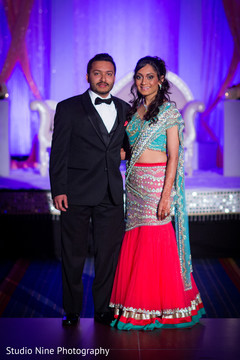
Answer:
110 293 203 320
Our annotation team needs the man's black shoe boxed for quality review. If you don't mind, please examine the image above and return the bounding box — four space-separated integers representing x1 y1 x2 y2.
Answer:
62 313 79 326
94 312 114 325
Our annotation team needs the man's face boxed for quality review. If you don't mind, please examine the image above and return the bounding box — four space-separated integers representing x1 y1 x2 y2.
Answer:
86 61 115 97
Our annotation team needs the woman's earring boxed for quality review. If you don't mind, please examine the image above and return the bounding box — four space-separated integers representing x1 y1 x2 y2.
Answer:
159 83 162 90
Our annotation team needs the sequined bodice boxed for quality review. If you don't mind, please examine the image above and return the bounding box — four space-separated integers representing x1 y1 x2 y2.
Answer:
126 111 167 152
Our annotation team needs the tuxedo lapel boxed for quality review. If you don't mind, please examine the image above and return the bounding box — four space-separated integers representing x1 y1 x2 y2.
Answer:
113 96 124 124
81 91 125 149
81 91 106 145
107 97 124 147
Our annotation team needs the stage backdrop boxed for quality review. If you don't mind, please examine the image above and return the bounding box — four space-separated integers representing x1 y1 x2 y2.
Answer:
0 0 239 168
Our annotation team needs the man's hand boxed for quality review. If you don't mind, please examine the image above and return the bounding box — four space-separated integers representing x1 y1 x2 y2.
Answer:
53 194 68 212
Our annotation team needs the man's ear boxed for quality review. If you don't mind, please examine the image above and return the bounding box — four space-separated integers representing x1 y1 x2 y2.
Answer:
86 74 89 83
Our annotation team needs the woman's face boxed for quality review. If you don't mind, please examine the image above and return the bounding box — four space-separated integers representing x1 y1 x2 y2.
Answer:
135 64 161 100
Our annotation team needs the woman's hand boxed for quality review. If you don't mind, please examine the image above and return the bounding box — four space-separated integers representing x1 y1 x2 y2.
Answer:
158 195 171 220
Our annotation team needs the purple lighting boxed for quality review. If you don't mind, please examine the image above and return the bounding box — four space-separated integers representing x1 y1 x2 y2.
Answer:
0 0 239 170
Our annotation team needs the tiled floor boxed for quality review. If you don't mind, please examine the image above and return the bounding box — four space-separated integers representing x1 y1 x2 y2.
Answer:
0 318 240 359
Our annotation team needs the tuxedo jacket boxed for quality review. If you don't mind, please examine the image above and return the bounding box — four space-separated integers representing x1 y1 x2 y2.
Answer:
49 90 130 206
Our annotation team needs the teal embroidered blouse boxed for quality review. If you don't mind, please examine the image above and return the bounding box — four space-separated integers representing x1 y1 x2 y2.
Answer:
126 111 167 153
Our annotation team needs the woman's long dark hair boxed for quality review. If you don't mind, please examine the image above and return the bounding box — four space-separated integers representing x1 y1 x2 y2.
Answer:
127 56 171 123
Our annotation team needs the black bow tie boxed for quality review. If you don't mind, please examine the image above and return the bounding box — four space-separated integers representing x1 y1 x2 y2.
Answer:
95 97 113 105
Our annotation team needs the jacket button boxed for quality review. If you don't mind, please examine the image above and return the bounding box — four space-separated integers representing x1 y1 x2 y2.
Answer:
104 168 108 171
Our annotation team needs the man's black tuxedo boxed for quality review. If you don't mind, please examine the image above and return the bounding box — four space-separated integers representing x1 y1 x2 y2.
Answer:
49 90 130 316
50 90 130 206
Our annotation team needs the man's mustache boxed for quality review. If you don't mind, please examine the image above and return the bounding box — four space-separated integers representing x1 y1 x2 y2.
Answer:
97 82 109 86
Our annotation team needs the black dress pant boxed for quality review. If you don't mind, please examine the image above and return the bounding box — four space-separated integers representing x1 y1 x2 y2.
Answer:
60 189 124 315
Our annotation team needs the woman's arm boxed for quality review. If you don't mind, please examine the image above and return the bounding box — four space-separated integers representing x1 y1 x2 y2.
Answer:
121 131 131 160
120 148 126 160
158 125 179 220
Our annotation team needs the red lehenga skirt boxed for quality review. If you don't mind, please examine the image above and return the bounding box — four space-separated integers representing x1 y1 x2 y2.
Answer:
109 163 205 330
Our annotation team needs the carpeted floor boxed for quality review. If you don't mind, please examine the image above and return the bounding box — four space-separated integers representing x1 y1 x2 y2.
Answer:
0 257 240 318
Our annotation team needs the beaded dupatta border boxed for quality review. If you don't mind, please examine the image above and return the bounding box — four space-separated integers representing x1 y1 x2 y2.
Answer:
125 102 192 290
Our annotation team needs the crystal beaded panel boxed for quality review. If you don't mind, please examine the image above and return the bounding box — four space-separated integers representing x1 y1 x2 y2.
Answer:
126 164 176 231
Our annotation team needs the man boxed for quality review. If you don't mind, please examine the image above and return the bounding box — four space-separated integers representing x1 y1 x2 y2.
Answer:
50 53 130 326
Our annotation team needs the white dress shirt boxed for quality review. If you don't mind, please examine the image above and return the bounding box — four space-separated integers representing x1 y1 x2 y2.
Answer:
88 90 117 133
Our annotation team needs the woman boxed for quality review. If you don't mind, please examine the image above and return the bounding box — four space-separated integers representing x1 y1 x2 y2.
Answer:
109 56 205 330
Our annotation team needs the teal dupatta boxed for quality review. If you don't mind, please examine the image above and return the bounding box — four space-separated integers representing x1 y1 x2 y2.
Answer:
125 102 192 290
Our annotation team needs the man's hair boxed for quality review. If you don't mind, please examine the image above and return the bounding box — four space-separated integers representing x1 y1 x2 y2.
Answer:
87 53 116 75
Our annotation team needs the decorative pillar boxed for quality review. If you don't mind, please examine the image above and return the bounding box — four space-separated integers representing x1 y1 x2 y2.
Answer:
0 99 10 176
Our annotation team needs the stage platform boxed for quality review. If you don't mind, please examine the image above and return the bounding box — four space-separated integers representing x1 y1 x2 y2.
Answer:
0 167 240 259
0 167 240 217
0 318 240 359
